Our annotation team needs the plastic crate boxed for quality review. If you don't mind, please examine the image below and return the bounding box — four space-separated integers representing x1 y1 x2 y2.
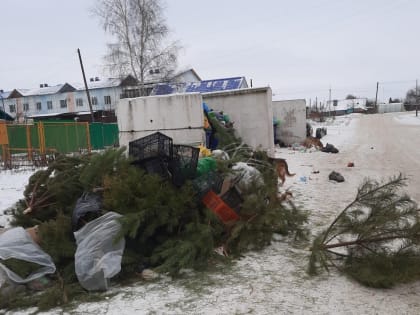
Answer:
129 132 173 162
136 157 170 179
192 171 223 197
202 190 239 224
169 145 200 187
221 186 243 213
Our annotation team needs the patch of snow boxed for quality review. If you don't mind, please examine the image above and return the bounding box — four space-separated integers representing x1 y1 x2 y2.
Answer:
0 170 33 228
393 111 420 125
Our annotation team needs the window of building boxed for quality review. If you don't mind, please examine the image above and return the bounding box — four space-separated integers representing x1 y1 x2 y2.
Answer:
36 102 42 111
60 99 67 108
76 98 83 107
9 104 16 113
47 101 53 110
91 96 98 106
104 95 111 105
23 103 29 111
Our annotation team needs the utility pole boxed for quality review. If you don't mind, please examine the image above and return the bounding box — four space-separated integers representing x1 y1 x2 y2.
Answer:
77 48 95 122
329 87 332 117
416 79 418 117
374 82 379 113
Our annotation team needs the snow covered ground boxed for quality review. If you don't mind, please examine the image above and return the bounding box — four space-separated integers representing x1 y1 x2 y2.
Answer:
0 170 34 228
1 111 420 314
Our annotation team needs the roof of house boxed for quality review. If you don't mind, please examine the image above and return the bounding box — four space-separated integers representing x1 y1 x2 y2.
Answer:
7 84 76 98
172 68 201 81
72 78 122 91
6 75 139 99
185 77 246 93
151 76 247 96
0 91 11 99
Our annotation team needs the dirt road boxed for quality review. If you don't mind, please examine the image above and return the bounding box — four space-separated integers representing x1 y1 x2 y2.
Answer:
351 113 420 202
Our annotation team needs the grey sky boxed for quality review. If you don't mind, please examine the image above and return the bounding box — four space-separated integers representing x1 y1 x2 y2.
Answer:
1 0 419 103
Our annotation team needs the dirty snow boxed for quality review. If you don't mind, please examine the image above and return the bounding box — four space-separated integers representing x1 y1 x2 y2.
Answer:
0 170 33 228
1 112 420 314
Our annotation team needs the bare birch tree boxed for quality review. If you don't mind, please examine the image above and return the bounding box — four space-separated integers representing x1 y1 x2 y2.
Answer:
93 0 179 84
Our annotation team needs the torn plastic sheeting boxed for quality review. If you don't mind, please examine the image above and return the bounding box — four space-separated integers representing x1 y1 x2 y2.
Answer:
0 227 56 284
72 193 103 231
74 211 125 291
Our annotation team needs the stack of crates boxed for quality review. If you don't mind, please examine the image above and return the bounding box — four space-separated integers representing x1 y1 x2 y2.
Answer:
128 132 173 178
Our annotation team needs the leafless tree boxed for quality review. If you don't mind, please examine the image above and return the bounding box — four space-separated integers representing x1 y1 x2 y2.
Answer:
405 88 417 105
93 0 180 84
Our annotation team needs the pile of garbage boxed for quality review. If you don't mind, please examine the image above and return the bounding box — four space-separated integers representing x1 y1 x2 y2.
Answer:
0 128 307 311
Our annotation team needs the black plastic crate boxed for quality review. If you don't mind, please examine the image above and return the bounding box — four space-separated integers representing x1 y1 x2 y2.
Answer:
192 171 224 197
221 186 243 213
129 132 173 162
134 157 170 179
169 145 200 186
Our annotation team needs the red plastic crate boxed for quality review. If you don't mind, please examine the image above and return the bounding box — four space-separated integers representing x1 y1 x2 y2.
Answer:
202 190 239 224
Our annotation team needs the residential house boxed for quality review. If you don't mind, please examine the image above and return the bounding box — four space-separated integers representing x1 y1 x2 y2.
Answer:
324 98 368 116
2 69 203 121
2 75 138 121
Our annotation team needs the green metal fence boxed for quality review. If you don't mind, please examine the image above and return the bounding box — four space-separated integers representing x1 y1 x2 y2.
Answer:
89 122 119 150
1 122 119 166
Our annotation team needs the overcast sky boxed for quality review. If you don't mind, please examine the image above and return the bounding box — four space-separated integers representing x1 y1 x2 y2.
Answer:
1 0 419 103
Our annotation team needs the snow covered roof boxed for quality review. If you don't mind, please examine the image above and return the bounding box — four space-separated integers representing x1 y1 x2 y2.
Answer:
6 75 139 98
0 90 11 99
72 78 122 91
172 68 201 81
326 98 367 111
26 83 76 96
27 110 98 118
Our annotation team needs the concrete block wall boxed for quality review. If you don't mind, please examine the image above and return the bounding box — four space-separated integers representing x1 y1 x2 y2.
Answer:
272 99 306 145
202 87 274 151
117 93 205 149
377 102 405 114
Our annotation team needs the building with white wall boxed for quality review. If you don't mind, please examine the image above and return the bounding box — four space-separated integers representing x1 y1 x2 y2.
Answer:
377 102 405 114
117 93 205 148
324 98 367 115
2 75 138 121
1 69 202 121
202 87 274 151
272 99 306 145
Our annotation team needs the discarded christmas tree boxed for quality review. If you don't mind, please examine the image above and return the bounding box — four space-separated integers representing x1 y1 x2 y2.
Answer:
308 174 420 288
1 124 308 311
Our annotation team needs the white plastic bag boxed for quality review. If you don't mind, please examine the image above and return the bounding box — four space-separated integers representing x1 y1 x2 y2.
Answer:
0 227 56 284
74 211 125 291
232 162 263 190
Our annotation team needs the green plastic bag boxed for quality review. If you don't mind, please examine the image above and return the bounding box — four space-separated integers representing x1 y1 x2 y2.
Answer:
196 157 217 176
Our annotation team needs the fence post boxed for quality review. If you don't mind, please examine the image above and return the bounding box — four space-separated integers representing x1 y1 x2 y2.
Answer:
26 124 33 161
1 144 11 169
38 122 46 164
